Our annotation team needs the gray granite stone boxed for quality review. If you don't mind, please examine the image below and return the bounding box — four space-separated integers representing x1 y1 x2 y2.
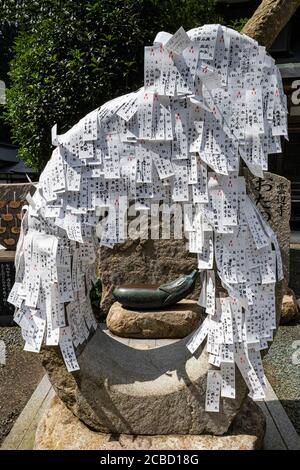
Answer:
107 300 202 338
40 327 247 436
34 395 265 450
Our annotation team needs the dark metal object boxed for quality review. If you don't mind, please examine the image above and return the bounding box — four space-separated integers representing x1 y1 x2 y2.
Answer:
112 269 199 310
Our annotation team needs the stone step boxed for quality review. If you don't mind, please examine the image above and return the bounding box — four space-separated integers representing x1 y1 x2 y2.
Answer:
101 324 180 349
106 299 203 339
33 395 265 450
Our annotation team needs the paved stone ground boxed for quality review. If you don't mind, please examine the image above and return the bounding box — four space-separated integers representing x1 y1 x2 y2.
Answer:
264 321 300 435
276 244 300 434
0 327 44 445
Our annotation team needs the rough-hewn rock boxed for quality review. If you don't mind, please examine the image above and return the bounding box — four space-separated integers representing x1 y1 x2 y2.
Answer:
39 280 284 436
280 288 300 325
34 395 265 450
40 326 247 436
37 171 288 438
107 300 202 339
241 0 300 50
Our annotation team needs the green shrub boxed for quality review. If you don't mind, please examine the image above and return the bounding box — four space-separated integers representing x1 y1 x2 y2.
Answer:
2 0 222 171
227 17 249 32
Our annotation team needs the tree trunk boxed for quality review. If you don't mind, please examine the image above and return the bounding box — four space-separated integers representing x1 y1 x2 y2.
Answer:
241 0 300 49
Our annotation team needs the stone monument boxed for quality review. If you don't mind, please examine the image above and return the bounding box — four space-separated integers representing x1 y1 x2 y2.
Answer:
7 24 290 450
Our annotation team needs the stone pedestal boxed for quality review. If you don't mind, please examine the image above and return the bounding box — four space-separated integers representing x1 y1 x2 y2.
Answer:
34 395 265 450
107 300 202 338
40 326 247 436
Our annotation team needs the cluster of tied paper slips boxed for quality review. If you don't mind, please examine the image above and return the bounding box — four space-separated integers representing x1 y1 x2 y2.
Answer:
8 24 287 412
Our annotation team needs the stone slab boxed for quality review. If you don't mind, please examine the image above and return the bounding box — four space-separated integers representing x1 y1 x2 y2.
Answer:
39 281 282 436
244 170 291 286
1 375 54 450
34 395 265 450
256 401 286 450
106 300 202 338
262 377 300 450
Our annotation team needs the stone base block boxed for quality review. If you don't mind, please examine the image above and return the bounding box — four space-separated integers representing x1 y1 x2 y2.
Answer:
106 300 202 338
40 326 248 435
34 395 265 450
280 288 300 325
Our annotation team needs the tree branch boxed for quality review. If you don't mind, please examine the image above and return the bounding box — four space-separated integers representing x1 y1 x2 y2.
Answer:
241 0 300 49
